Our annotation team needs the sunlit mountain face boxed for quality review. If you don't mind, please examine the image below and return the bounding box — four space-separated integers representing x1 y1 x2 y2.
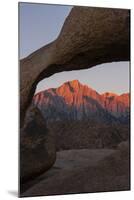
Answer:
33 80 130 124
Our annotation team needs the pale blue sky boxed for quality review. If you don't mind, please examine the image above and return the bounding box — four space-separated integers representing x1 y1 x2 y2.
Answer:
19 3 72 58
20 3 130 94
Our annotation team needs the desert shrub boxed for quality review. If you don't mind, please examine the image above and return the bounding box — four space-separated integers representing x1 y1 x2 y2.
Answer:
117 141 130 160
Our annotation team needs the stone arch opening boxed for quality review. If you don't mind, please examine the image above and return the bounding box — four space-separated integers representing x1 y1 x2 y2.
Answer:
33 61 129 151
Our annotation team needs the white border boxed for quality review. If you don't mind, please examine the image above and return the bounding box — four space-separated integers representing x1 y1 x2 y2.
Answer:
0 0 133 199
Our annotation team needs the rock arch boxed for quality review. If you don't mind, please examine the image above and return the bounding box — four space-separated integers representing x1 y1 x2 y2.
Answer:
20 6 130 183
20 6 130 124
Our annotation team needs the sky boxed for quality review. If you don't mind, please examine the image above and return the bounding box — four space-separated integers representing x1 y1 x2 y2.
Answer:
36 62 129 95
19 3 72 58
20 3 130 95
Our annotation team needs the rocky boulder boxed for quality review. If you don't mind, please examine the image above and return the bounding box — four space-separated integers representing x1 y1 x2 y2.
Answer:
20 104 56 183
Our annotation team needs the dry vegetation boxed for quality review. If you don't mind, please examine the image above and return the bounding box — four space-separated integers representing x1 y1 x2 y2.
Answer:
47 120 129 151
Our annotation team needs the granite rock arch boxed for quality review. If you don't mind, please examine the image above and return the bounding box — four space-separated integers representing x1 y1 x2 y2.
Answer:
20 6 130 182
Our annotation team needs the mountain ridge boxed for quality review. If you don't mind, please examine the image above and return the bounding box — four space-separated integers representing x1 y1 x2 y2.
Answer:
33 80 130 123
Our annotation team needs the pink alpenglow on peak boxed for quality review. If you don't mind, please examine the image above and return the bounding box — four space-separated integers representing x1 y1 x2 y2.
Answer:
33 80 129 122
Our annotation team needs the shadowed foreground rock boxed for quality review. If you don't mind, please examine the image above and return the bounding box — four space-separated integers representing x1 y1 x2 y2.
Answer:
20 105 56 184
21 142 130 197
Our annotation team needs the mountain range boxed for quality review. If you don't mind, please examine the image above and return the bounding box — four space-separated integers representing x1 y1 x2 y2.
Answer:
33 80 130 124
